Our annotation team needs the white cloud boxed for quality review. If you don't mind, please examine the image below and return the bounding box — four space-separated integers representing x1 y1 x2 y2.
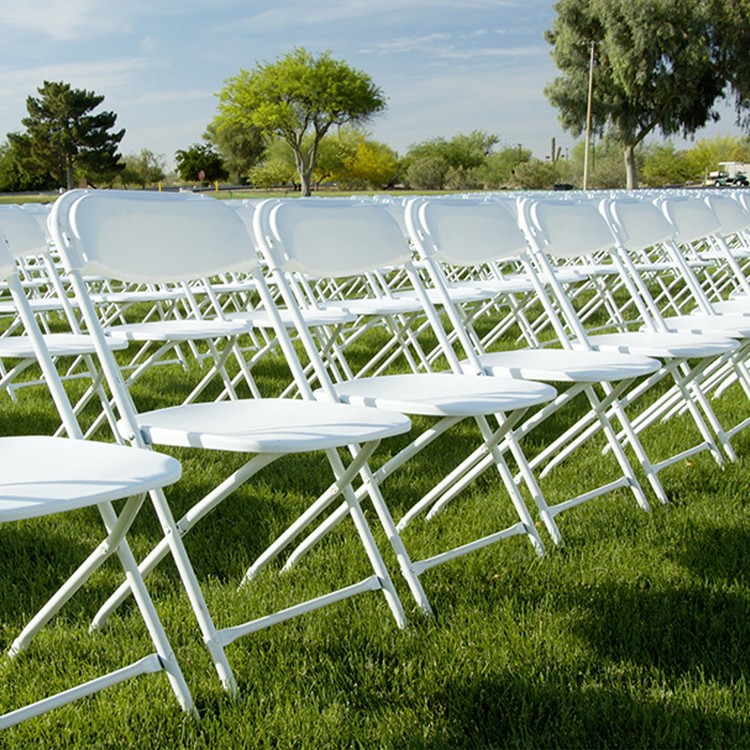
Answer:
0 59 154 97
436 45 547 60
0 0 135 40
118 90 213 107
0 58 158 136
372 34 452 54
226 0 519 32
140 36 160 54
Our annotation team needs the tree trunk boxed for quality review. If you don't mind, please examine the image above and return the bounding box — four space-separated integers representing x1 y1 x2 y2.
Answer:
292 147 313 197
623 143 638 189
299 170 312 197
64 158 76 191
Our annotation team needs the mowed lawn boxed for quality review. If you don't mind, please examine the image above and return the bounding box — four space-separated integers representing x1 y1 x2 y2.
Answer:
1 286 749 749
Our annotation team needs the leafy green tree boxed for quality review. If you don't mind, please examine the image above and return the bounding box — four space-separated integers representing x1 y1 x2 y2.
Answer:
0 139 52 192
7 80 125 190
403 131 499 173
477 145 532 188
561 134 642 188
405 156 450 190
216 48 386 196
640 141 695 186
683 133 750 179
174 143 228 183
402 130 501 189
116 149 166 189
696 0 750 127
204 119 265 185
318 128 398 190
512 159 566 190
247 137 298 188
347 139 398 189
544 0 726 188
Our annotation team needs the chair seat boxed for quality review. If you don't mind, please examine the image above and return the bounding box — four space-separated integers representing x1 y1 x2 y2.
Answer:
0 332 128 358
0 436 182 522
568 263 619 276
107 319 256 342
321 297 425 316
661 313 750 338
89 289 182 304
0 298 76 315
589 331 739 358
405 287 497 304
712 297 750 314
227 307 356 327
125 399 412 453
546 268 588 283
323 372 557 417
470 349 661 383
455 277 536 294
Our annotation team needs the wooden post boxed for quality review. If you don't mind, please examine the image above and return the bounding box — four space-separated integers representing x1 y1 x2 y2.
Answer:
583 41 595 191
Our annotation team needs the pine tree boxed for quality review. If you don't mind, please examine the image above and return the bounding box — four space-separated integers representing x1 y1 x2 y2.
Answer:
8 81 125 190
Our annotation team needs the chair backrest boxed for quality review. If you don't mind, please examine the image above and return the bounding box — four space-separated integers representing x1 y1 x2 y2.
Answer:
254 197 480 376
20 202 53 242
658 196 722 243
524 198 617 258
0 230 16 279
735 190 750 216
703 194 750 237
49 189 258 283
408 198 528 265
604 197 676 251
0 205 49 258
256 198 412 278
0 229 85 438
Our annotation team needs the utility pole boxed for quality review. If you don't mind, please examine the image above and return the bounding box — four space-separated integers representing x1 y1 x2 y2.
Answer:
583 40 595 191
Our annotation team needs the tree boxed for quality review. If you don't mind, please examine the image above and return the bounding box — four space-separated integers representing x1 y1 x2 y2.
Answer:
544 0 726 188
401 130 501 190
204 119 265 184
174 143 228 184
117 149 167 189
216 48 386 196
696 0 750 127
477 145 532 188
402 131 499 172
317 128 398 190
640 141 694 186
247 137 298 188
682 133 750 178
7 80 125 190
513 158 573 190
568 134 634 188
0 138 52 192
405 156 451 190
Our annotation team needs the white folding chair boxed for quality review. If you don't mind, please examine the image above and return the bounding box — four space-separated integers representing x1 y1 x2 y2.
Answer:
697 193 750 310
0 233 195 729
521 195 741 473
0 204 127 436
250 197 559 575
403 196 667 524
652 196 750 338
601 195 750 450
47 189 415 695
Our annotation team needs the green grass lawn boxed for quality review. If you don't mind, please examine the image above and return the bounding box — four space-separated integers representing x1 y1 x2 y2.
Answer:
1 298 750 748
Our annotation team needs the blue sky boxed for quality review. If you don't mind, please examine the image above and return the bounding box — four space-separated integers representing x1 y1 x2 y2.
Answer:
0 0 743 169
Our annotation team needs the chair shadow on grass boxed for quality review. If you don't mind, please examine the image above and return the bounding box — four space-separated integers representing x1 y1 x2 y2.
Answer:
416 666 748 749
0 518 117 626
